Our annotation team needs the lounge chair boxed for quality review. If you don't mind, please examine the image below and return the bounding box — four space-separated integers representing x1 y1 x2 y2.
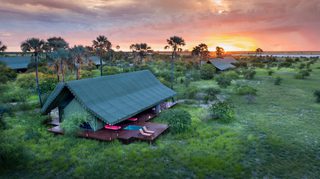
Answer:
143 126 155 134
128 117 138 122
139 129 152 137
104 124 121 130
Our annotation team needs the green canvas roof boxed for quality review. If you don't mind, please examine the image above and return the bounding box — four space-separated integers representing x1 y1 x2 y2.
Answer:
41 70 176 125
209 57 237 71
0 56 31 69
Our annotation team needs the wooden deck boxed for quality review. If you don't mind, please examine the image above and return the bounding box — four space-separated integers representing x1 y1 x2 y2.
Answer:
47 107 173 142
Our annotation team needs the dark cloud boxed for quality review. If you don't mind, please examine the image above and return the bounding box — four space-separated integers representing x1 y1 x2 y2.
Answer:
0 0 319 51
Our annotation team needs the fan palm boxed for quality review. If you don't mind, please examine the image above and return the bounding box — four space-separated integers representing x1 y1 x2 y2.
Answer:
70 45 87 80
0 41 7 52
46 37 69 81
92 35 112 76
130 43 152 65
20 38 45 106
49 48 70 82
164 36 185 89
192 43 209 64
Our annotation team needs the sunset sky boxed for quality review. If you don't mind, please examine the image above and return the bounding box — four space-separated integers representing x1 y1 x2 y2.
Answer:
0 0 319 52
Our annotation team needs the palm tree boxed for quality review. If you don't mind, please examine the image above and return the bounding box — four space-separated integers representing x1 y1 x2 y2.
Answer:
70 45 87 80
192 43 209 64
21 38 45 106
92 35 112 76
164 36 185 89
46 37 69 81
116 45 120 51
256 48 263 55
216 46 225 58
130 43 152 65
50 48 70 82
0 41 7 52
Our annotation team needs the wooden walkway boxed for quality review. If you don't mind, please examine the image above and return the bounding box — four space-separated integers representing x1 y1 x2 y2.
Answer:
47 109 170 142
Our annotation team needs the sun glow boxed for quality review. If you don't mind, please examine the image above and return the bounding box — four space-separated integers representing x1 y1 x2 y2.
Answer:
207 35 257 51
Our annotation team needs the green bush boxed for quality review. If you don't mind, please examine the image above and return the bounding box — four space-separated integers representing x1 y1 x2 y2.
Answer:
0 62 17 84
216 75 232 88
39 75 58 94
242 68 256 80
61 113 88 136
1 87 31 103
268 70 274 76
274 77 282 85
81 70 94 79
235 85 257 95
314 90 320 103
208 101 235 122
182 86 199 99
158 77 171 88
204 87 220 103
158 109 191 134
16 73 36 90
102 66 122 75
200 64 216 80
223 71 239 80
294 70 310 79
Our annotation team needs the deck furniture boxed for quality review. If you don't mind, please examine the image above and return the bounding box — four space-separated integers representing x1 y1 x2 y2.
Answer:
128 117 138 122
104 124 121 130
139 129 152 137
143 126 155 134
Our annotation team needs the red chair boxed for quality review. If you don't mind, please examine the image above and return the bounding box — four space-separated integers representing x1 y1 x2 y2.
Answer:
127 117 138 122
104 124 121 130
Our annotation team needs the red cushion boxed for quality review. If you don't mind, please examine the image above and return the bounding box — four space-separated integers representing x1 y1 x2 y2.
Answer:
104 124 121 130
128 117 138 121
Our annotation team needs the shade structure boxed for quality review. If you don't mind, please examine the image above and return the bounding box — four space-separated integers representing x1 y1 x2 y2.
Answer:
41 70 176 125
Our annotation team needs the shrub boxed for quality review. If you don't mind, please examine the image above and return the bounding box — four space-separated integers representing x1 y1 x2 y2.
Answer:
81 70 94 79
223 71 239 80
158 109 191 134
39 75 58 94
294 70 310 79
235 85 257 95
61 113 88 136
242 68 256 80
299 63 306 69
102 66 122 75
274 77 282 85
1 87 30 103
216 75 232 88
0 62 17 84
182 86 199 99
16 73 36 90
204 87 221 103
208 101 235 122
314 90 320 103
158 77 171 88
268 70 274 76
200 64 216 80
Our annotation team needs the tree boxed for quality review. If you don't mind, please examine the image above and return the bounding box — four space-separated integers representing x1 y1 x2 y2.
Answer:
49 48 70 82
256 48 263 55
0 41 7 52
129 43 152 65
45 37 69 81
164 36 186 89
192 43 209 63
92 35 112 76
70 45 87 80
216 46 225 58
21 38 45 106
116 45 120 51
